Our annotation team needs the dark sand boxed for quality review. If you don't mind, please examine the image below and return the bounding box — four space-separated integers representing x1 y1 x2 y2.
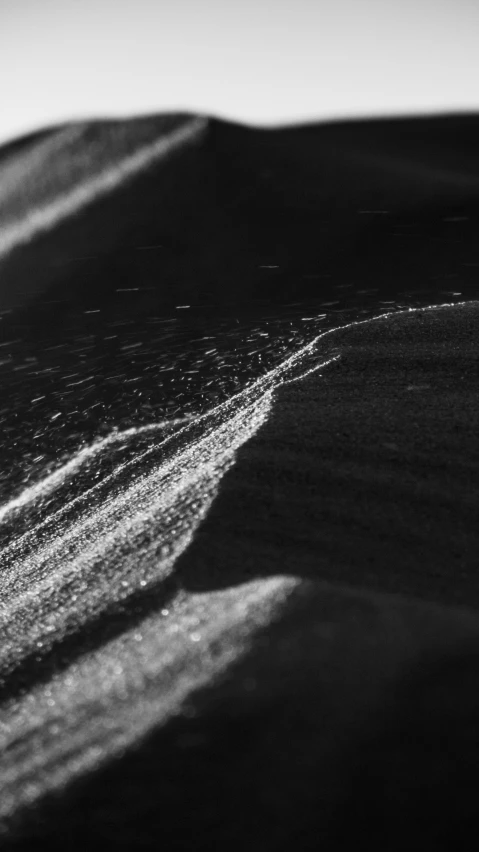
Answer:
179 300 479 608
6 301 478 851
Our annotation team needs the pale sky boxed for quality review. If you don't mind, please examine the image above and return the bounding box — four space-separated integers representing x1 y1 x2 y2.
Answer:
1 0 478 145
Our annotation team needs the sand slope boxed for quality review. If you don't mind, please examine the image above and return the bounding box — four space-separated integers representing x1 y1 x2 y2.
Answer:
1 302 478 850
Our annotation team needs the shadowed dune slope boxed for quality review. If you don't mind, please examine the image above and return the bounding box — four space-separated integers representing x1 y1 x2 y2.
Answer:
178 301 479 607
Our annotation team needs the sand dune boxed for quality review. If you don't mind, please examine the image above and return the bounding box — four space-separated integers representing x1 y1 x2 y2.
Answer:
0 302 478 848
1 110 479 849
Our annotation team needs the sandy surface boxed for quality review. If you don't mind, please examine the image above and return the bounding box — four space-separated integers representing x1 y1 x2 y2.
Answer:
3 300 478 851
178 301 479 607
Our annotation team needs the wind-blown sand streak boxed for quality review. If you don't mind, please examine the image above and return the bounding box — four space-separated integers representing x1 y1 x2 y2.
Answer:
0 342 339 668
0 417 193 525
